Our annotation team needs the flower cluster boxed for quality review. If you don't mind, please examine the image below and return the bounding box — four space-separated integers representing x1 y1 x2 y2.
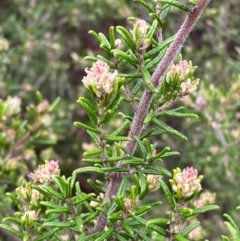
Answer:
147 174 162 192
130 18 150 51
194 191 216 208
29 160 60 185
170 167 203 200
162 60 200 100
82 60 118 99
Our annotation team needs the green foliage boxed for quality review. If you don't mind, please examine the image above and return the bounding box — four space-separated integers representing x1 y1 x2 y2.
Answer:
0 0 239 241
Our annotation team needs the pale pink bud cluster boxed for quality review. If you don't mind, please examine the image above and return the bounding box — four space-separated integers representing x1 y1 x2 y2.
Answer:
171 167 202 199
165 60 199 95
131 19 150 51
3 96 21 117
188 225 205 240
29 160 60 184
147 174 162 191
21 210 38 228
82 61 118 98
194 191 216 208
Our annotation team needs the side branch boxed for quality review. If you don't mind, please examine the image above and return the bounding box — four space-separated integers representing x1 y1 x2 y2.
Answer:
92 0 212 233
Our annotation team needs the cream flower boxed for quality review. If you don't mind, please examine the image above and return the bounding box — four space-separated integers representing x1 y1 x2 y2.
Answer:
82 61 118 98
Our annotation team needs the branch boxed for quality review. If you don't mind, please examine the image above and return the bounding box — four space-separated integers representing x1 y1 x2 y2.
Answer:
92 0 212 233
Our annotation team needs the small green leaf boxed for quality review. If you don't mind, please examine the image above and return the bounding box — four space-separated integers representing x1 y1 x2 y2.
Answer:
182 205 220 218
147 224 168 237
143 164 171 177
41 186 64 200
104 135 131 141
134 228 152 241
147 218 169 226
159 0 189 12
88 30 102 43
74 166 105 175
138 171 148 200
71 193 96 205
162 110 199 119
116 26 135 51
95 227 114 241
181 221 200 236
174 233 190 241
46 207 70 215
83 148 103 157
145 48 167 70
111 120 131 136
111 49 138 66
74 121 100 134
6 192 21 206
0 224 24 239
133 0 155 13
42 221 75 228
153 118 188 141
159 179 175 210
34 227 59 241
146 19 158 39
109 26 115 49
49 97 60 112
134 136 147 157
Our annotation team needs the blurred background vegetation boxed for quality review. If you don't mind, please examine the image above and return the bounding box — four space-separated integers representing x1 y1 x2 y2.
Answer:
0 0 239 240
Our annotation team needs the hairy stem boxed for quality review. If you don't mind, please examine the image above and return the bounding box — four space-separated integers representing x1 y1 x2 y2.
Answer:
92 0 212 233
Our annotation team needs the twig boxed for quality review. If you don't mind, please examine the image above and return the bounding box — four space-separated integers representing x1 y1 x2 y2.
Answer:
91 0 212 233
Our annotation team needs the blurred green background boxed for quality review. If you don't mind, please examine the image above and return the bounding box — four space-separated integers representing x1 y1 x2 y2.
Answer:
0 0 239 240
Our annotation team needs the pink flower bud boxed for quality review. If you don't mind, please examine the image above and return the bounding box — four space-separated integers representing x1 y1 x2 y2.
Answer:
170 167 202 199
82 61 118 98
29 160 60 185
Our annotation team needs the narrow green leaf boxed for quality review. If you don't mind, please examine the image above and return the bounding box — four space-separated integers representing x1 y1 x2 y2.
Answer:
53 175 67 197
88 30 101 43
88 179 105 193
95 228 113 241
181 221 200 236
71 193 96 205
42 221 75 228
34 227 58 241
111 120 131 136
143 164 171 177
134 136 147 157
162 110 199 119
221 236 230 241
155 147 171 158
102 167 129 173
183 205 220 218
147 224 168 237
6 192 21 206
74 121 100 134
109 26 115 49
146 19 158 39
149 13 163 28
138 171 148 200
159 179 175 210
144 35 174 59
159 0 189 12
46 207 70 215
87 130 100 146
49 97 60 112
134 228 152 241
152 118 188 141
116 26 135 51
2 217 21 225
145 48 167 70
223 214 239 231
41 186 64 200
74 166 105 175
104 135 131 141
36 91 44 102
161 151 180 158
174 233 190 241
147 218 169 226
78 97 99 116
111 49 138 66
133 0 155 13
132 80 143 95
0 224 24 239
108 155 129 162
83 148 103 157
114 232 128 241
